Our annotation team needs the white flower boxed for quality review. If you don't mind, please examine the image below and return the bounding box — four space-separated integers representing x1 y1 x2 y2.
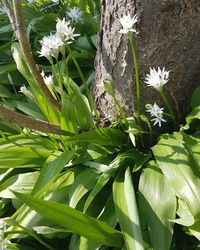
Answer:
119 14 138 34
38 33 64 59
146 103 167 127
144 67 170 91
41 71 53 86
19 85 27 94
56 18 71 37
56 18 80 42
19 85 35 99
66 7 83 22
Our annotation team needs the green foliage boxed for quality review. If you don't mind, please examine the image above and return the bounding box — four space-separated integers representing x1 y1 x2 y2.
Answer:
0 1 200 250
139 161 176 250
113 168 144 250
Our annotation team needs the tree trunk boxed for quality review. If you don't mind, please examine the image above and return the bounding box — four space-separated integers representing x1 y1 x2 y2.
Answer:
93 0 200 125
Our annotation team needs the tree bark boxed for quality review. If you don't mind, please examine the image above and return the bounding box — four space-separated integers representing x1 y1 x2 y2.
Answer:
93 0 200 125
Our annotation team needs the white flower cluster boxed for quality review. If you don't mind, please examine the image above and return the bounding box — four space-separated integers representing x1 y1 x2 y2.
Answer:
41 71 53 86
38 18 79 60
119 14 138 34
145 67 170 127
146 103 166 127
118 14 172 128
19 85 35 99
66 7 83 22
144 67 170 92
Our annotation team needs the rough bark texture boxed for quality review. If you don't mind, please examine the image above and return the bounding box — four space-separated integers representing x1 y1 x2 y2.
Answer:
93 0 200 125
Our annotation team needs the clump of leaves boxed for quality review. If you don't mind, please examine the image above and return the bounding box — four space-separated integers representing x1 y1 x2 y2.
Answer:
0 1 200 250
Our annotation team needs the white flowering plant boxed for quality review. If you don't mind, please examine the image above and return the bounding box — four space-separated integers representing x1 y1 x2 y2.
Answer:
0 2 200 250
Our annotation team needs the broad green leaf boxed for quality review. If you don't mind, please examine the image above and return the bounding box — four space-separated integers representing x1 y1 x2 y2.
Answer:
29 14 57 33
32 151 75 195
113 168 144 250
139 161 176 250
11 100 47 121
71 144 118 166
188 219 200 240
69 168 98 208
11 42 60 123
0 172 39 198
13 192 123 247
83 174 110 212
0 64 16 75
183 106 200 129
9 175 76 236
181 132 200 173
63 76 94 130
61 96 77 133
66 128 127 146
0 134 52 168
152 133 200 220
0 85 14 98
191 86 200 109
172 198 194 226
0 146 49 168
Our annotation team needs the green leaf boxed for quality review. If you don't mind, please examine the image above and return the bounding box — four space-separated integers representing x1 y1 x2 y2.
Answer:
0 134 53 168
191 86 200 109
0 145 50 168
83 175 110 212
66 128 127 146
0 85 14 98
11 42 60 123
113 168 144 250
69 168 98 208
61 96 77 133
152 133 200 220
32 151 75 195
29 14 57 33
139 161 176 250
0 172 39 199
0 64 16 75
13 192 123 247
63 76 94 130
183 106 200 129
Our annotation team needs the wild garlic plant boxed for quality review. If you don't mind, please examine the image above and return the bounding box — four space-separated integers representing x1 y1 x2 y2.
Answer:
102 12 177 146
38 16 100 121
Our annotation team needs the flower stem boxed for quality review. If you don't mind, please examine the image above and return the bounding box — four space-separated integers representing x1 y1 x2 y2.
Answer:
66 45 100 122
51 62 62 102
128 33 140 117
113 96 129 127
160 90 177 128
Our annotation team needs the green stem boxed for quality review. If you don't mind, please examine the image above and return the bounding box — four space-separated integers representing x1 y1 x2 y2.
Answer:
51 63 62 102
56 58 64 104
160 90 177 128
66 45 100 122
63 52 68 75
128 33 141 117
113 96 129 127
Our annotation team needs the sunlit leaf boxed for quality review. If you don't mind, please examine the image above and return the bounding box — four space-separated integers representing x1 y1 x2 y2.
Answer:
66 128 127 146
69 168 98 208
113 168 144 250
13 192 123 247
152 133 200 221
139 161 176 250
